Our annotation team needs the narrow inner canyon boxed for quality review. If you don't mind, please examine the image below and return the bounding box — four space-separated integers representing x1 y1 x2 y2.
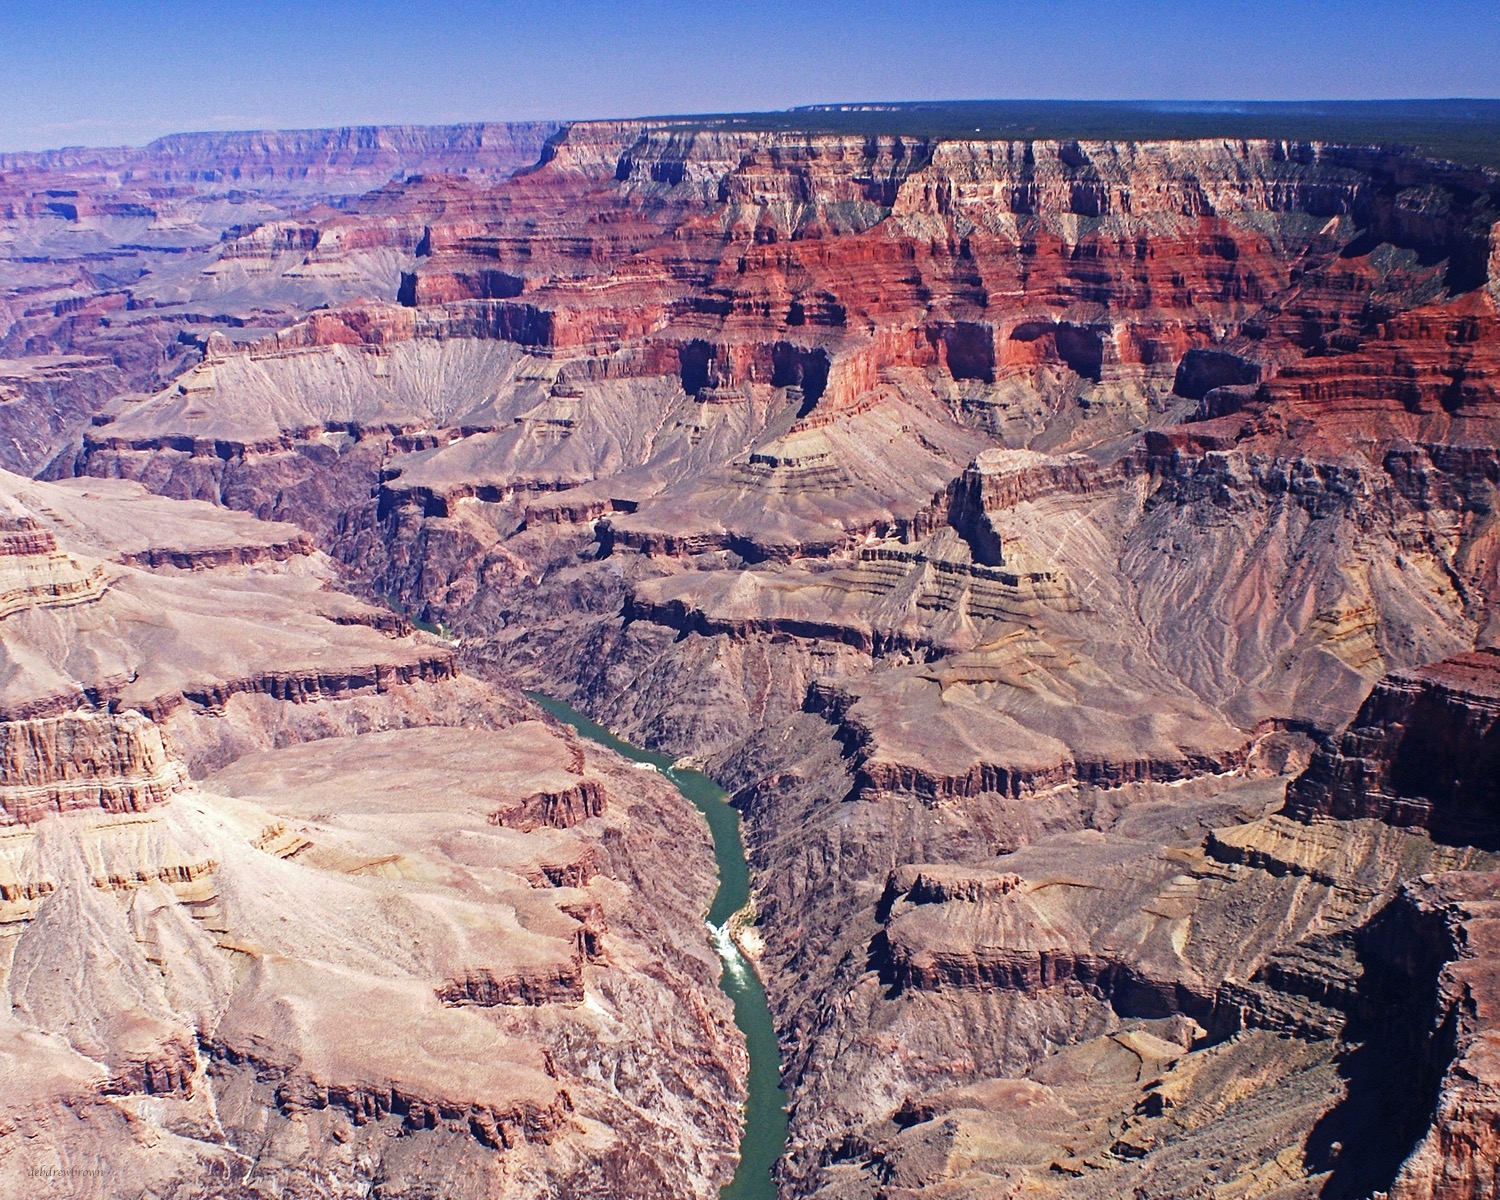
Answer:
530 694 789 1200
1 108 1499 1200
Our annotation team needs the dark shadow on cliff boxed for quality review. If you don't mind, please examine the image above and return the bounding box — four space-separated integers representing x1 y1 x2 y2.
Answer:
1303 901 1450 1199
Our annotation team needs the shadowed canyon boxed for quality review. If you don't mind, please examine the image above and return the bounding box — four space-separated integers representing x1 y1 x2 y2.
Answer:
2 104 1499 1198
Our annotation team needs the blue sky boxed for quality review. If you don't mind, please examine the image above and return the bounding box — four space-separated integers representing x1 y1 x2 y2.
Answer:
0 0 1495 150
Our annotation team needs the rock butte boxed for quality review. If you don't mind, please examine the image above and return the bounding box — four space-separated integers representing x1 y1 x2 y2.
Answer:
2 113 1499 1198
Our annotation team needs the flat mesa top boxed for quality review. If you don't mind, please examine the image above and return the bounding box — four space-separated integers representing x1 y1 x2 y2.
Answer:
632 99 1500 170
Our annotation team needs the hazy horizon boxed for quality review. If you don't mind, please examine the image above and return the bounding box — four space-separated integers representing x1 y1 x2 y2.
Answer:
1 0 1496 153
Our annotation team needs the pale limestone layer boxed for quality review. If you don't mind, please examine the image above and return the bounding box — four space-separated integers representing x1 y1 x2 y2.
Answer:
0 473 743 1200
0 498 108 621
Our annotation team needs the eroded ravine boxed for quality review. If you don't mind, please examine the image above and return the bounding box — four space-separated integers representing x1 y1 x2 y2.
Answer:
530 693 790 1199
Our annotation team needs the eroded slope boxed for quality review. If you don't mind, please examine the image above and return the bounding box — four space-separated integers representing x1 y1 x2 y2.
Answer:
0 472 743 1200
15 121 1500 1197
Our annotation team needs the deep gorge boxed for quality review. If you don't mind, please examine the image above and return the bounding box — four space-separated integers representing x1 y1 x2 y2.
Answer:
3 109 1500 1199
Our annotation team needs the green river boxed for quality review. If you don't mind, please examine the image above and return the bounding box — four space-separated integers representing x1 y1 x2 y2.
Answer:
528 694 789 1199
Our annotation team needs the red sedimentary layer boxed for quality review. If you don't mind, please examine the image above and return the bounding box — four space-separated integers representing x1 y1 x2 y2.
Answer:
875 868 1220 1025
807 683 1250 802
526 847 603 889
854 748 1248 800
105 1034 199 1098
881 938 1215 1023
0 523 58 557
207 1037 575 1150
1149 288 1500 468
140 654 459 722
0 712 187 824
216 135 1496 448
117 532 315 570
623 593 930 656
436 963 586 1008
4 652 459 728
487 777 607 831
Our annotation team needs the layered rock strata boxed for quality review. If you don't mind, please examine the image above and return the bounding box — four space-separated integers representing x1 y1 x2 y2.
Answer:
0 474 744 1200
0 502 107 618
8 118 1500 1199
0 710 187 824
0 122 559 476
